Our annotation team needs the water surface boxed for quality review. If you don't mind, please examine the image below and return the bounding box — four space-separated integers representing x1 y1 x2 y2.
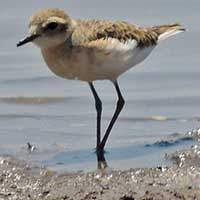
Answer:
0 0 200 171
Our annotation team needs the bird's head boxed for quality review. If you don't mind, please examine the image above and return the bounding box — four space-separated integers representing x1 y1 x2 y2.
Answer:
17 8 75 49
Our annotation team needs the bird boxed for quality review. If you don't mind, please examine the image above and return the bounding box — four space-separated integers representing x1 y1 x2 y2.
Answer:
17 8 185 161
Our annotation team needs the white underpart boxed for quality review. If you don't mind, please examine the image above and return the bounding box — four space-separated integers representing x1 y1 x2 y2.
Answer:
94 38 155 80
158 29 184 42
105 38 138 52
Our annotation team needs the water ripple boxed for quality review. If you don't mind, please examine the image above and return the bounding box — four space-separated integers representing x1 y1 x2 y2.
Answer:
0 96 74 104
145 136 194 148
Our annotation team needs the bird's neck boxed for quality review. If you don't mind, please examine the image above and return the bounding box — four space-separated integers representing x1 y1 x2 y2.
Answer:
41 36 73 56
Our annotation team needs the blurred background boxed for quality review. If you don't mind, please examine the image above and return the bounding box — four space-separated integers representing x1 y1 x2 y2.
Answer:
0 0 199 171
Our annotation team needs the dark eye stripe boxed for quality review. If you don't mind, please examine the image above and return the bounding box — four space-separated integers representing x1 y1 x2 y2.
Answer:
46 22 58 30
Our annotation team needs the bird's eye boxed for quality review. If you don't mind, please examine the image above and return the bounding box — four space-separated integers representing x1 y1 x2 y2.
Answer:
46 22 58 30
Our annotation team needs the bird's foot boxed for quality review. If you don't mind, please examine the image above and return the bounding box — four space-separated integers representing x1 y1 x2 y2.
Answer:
95 147 107 169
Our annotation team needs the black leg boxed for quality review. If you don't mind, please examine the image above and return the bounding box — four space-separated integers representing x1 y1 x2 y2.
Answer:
99 80 125 150
89 82 102 149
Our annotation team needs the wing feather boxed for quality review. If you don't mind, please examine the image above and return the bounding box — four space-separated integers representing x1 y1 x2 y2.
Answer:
71 20 158 49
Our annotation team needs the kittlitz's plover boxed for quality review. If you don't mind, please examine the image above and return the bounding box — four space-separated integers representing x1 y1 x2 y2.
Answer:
17 8 185 160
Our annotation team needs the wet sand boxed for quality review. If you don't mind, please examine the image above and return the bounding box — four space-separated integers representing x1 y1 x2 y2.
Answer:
0 129 200 200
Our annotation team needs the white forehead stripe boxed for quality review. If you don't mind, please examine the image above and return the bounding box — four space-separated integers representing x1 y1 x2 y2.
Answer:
29 25 38 35
42 16 67 27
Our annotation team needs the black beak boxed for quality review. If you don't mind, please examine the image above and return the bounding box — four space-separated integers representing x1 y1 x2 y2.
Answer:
17 34 40 47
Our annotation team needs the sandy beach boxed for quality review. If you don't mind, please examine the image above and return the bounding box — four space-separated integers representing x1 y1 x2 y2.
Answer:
0 129 199 200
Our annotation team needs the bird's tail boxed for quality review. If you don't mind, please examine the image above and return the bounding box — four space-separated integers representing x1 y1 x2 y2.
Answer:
151 23 186 42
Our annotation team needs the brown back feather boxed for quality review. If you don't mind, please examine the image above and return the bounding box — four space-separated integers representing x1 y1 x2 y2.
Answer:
72 20 159 48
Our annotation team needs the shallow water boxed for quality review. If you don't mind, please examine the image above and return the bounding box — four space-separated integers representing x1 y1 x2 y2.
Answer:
0 0 200 171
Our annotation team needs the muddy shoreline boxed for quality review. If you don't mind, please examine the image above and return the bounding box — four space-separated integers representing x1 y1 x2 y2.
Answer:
0 129 200 200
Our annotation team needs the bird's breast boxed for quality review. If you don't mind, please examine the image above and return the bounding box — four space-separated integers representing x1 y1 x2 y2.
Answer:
41 46 99 81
